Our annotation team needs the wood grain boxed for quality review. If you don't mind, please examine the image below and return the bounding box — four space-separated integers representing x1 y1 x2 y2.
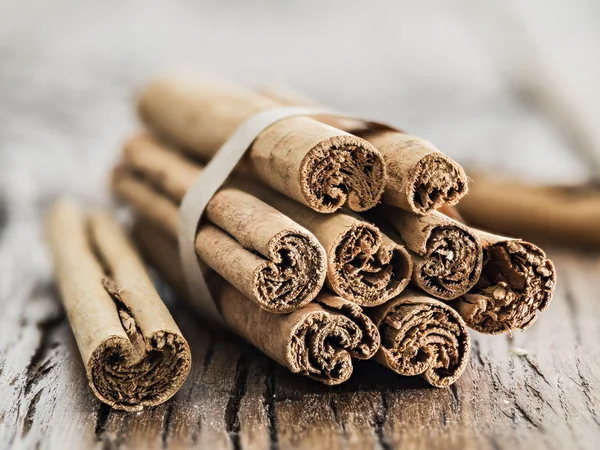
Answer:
2 238 599 449
1 0 600 449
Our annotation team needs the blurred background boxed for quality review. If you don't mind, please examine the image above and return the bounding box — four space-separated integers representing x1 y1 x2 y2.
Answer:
1 0 598 211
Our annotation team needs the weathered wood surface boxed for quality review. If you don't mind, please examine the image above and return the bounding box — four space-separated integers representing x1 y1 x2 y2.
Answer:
1 0 600 449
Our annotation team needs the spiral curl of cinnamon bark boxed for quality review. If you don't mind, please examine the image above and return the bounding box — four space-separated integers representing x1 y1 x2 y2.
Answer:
317 294 380 360
253 231 326 312
289 310 365 385
377 298 470 387
300 138 386 213
456 240 555 334
409 152 467 215
330 223 411 306
89 327 190 412
417 226 482 300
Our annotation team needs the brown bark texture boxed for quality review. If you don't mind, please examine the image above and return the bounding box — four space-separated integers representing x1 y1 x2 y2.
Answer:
452 229 556 334
45 200 191 411
381 207 483 300
367 289 471 387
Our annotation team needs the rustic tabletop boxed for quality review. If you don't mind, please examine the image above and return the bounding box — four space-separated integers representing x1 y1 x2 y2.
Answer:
1 1 599 449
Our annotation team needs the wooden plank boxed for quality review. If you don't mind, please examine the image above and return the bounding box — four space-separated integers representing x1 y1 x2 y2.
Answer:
271 365 344 450
237 355 271 450
2 1 600 449
0 218 102 450
3 209 600 450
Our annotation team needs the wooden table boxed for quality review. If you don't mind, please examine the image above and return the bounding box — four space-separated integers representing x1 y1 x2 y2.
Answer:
1 1 599 449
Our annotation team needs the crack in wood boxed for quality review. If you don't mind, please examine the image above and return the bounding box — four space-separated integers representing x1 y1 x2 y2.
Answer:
265 364 279 450
523 379 557 414
555 375 575 427
104 411 133 449
575 358 600 426
522 356 552 387
22 390 42 437
471 339 486 367
94 403 112 440
23 302 66 396
562 275 582 346
449 383 461 414
374 391 391 450
488 366 528 425
161 403 174 450
224 352 250 450
328 395 345 437
513 401 543 430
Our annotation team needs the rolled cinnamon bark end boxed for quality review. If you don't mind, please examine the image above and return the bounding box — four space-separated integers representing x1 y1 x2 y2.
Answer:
328 221 412 306
365 131 468 215
87 328 190 411
453 231 556 334
46 201 191 411
195 222 326 314
383 209 483 300
369 290 470 387
250 117 386 212
316 293 380 360
138 76 385 213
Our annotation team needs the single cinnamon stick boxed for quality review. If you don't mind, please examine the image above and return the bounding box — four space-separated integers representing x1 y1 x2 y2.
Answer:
260 87 468 215
132 220 380 385
452 230 556 334
368 289 471 387
121 134 412 307
45 200 191 411
138 76 386 213
111 169 326 314
456 175 600 248
379 207 483 300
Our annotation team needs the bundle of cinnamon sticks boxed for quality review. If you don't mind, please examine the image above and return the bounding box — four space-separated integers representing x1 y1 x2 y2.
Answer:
47 74 558 410
115 74 556 386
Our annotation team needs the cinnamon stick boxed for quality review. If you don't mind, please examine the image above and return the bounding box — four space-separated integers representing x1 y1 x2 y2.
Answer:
380 207 483 300
138 76 386 213
368 289 471 387
45 200 191 411
260 87 468 215
121 134 412 307
452 230 556 334
133 221 380 385
111 168 327 314
456 175 600 248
